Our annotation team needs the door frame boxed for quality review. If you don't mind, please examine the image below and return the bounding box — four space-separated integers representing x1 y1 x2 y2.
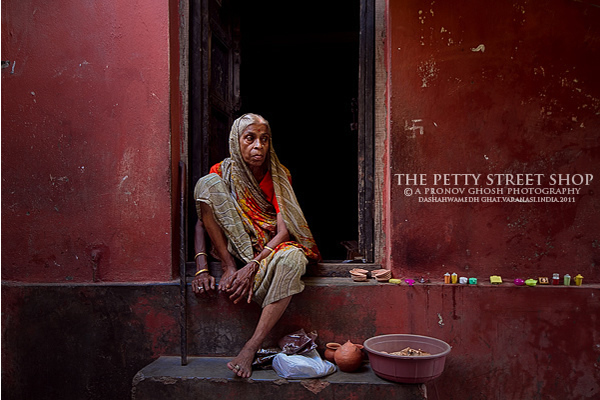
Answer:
358 0 375 262
177 0 382 268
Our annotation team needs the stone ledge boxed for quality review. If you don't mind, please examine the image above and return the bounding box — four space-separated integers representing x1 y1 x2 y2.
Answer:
132 356 426 400
185 261 382 278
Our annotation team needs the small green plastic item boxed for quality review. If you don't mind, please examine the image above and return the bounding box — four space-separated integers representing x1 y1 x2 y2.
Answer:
490 275 502 284
525 279 537 286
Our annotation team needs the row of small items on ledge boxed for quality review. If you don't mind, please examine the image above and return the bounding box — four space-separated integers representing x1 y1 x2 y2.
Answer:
444 272 585 286
349 268 584 286
350 268 476 286
486 273 584 286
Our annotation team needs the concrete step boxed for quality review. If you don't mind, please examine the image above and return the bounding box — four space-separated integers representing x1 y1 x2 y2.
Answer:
132 356 426 400
184 277 390 357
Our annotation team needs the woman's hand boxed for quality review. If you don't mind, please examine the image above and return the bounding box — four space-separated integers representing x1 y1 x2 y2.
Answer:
192 271 216 295
218 265 238 294
220 263 258 304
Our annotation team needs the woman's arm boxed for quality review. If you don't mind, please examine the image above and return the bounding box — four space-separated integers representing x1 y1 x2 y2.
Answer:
191 219 216 293
224 212 289 304
254 212 289 262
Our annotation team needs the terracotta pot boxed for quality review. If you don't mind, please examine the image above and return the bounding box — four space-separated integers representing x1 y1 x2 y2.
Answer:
334 340 364 372
324 342 341 363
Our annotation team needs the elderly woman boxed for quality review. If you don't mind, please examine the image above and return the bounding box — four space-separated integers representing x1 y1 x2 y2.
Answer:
192 113 320 378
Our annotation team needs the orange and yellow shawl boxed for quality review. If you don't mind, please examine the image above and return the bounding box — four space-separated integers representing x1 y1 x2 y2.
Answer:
194 114 320 306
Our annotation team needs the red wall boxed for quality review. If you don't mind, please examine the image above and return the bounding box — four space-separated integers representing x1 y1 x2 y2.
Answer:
1 0 173 282
385 0 600 283
2 1 600 400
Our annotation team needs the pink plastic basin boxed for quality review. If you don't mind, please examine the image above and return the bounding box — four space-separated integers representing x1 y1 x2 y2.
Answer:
363 334 451 383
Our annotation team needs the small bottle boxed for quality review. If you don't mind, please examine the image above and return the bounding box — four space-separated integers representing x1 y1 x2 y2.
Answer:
552 273 560 285
451 273 458 284
563 274 571 286
444 273 451 284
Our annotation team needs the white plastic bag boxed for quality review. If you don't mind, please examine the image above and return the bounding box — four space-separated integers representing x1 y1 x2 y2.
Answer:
272 349 336 379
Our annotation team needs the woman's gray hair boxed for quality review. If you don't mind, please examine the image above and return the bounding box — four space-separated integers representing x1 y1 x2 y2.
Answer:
235 113 270 135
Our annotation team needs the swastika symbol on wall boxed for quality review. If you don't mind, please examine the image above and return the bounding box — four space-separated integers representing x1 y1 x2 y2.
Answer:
405 119 424 138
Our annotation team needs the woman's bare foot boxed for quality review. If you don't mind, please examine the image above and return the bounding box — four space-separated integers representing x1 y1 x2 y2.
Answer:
226 298 292 378
227 343 258 378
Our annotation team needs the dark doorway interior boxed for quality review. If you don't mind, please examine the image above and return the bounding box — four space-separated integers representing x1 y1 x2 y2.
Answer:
237 1 360 260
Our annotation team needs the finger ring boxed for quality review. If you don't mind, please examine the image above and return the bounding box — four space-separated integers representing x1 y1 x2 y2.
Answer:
199 287 204 291
233 364 240 370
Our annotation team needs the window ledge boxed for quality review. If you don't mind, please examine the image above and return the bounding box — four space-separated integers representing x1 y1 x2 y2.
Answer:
185 261 382 278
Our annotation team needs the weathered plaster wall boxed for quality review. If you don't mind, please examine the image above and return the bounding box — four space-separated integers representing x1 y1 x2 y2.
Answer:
1 0 173 282
1 283 180 400
4 281 598 400
386 0 600 282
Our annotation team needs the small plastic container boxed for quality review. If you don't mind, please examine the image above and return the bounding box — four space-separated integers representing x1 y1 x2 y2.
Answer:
451 273 458 284
444 273 451 284
552 273 560 285
564 274 571 286
574 274 583 286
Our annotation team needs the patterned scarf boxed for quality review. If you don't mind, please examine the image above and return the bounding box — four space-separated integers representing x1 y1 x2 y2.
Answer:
220 114 320 261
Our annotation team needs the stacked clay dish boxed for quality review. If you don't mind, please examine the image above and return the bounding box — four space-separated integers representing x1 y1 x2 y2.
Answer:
350 268 369 281
372 269 391 282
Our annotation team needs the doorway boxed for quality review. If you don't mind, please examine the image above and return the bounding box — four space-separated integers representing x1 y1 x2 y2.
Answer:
189 0 370 263
239 1 359 260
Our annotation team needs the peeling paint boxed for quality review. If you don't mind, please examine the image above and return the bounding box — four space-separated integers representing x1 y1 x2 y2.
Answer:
49 174 69 186
119 175 129 188
418 58 439 88
152 376 177 385
208 378 228 383
301 379 330 394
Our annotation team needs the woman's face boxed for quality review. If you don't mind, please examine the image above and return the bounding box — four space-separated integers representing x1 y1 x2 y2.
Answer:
239 123 270 168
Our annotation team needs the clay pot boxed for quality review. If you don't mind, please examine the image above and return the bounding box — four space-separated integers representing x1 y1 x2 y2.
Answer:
334 340 364 372
324 342 341 363
372 269 391 282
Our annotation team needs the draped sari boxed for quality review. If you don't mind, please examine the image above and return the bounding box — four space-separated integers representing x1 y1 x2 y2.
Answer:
194 114 320 307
